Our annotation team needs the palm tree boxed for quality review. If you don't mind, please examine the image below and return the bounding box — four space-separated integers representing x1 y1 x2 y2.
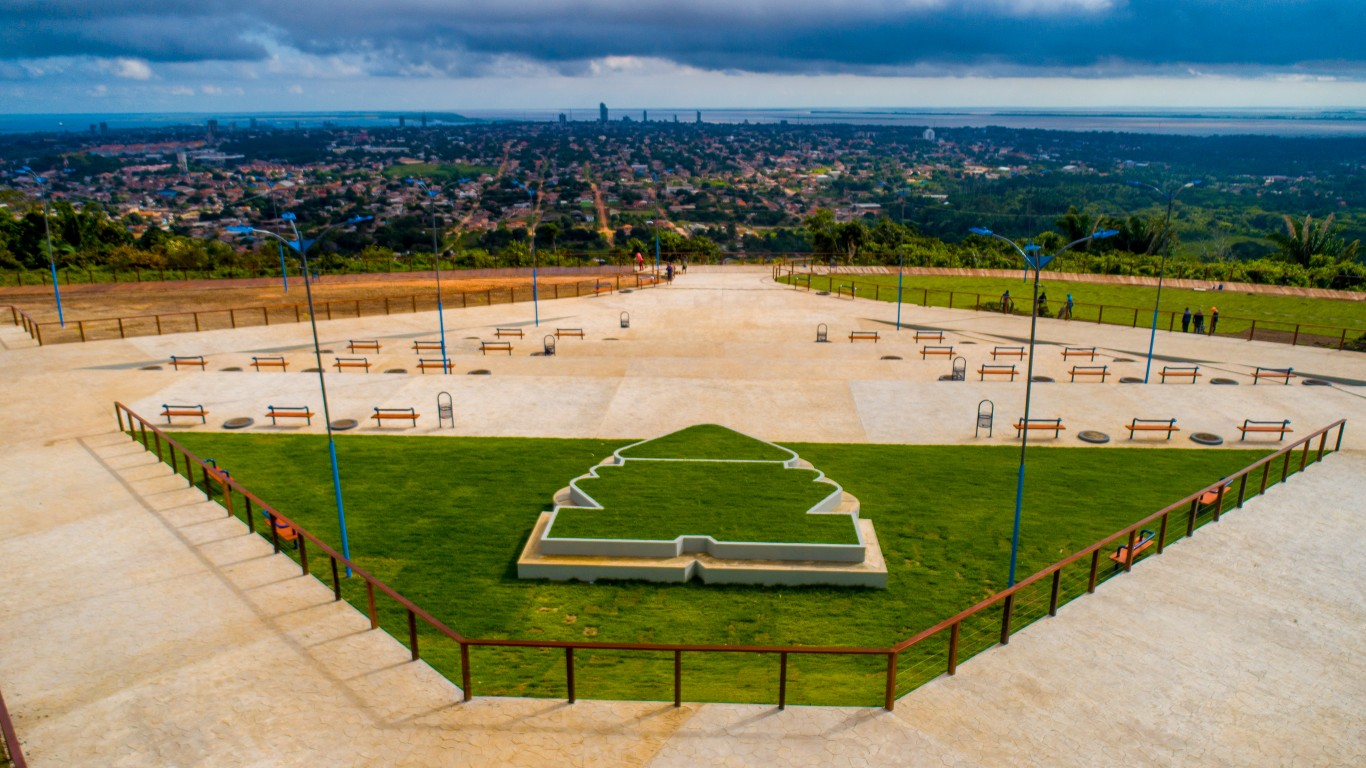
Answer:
1268 213 1360 266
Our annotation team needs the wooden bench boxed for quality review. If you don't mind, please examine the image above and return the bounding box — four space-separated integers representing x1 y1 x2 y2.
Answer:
332 356 371 373
593 282 614 295
480 341 513 355
170 355 206 370
555 328 586 339
262 511 299 549
347 339 381 353
1236 419 1293 441
1125 418 1179 440
1198 480 1234 507
978 364 1018 381
372 407 419 427
1109 529 1156 567
991 346 1026 360
1061 346 1097 360
921 345 955 359
1069 365 1110 383
496 328 525 339
251 355 288 372
412 340 445 353
1252 366 1295 385
1159 365 1200 383
160 403 207 425
849 330 879 343
1013 418 1065 438
417 358 454 374
266 405 314 425
913 330 945 342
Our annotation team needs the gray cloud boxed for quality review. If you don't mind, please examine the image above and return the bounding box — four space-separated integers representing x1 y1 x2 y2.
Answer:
3 0 1364 79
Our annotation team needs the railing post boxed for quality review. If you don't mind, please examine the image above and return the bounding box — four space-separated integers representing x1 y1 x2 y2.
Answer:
1292 325 1300 346
330 557 341 601
244 496 255 533
201 466 211 499
79 320 87 342
1260 460 1271 494
221 476 233 517
153 431 163 462
1097 306 1104 324
298 535 309 575
883 652 897 711
1299 440 1310 472
1248 320 1257 341
999 593 1014 643
778 652 788 710
948 623 961 674
408 610 419 661
674 650 682 708
1317 431 1329 461
1236 474 1248 508
1335 422 1345 453
1087 550 1100 593
1281 449 1292 483
1157 512 1169 553
461 643 472 700
1213 485 1225 523
365 581 377 628
1187 498 1199 536
1048 570 1061 615
565 647 576 703
116 404 125 433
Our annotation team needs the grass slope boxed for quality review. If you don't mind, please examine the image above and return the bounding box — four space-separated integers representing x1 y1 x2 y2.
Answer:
618 424 791 461
550 461 855 544
787 273 1366 335
170 432 1270 705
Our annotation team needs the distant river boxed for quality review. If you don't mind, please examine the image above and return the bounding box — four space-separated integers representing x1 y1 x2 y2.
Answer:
4 108 1365 138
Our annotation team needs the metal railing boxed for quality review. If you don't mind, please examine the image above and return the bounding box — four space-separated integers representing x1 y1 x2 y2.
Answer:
7 272 660 346
1 305 42 344
113 402 1345 710
0 682 26 768
774 267 1366 352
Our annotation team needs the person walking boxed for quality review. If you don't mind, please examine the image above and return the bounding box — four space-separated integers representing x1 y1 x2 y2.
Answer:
1037 289 1049 316
634 251 644 271
1193 308 1205 334
1209 306 1219 336
1181 307 1192 333
1001 289 1012 314
1063 293 1074 320
665 262 674 284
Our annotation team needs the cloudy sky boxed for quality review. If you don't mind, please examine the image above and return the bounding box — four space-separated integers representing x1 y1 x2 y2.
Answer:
3 0 1365 114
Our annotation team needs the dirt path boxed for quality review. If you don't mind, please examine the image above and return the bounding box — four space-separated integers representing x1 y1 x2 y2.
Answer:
583 162 614 244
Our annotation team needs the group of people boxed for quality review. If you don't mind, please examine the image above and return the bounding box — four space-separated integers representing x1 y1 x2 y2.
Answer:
633 251 685 284
1181 306 1219 335
999 289 1075 319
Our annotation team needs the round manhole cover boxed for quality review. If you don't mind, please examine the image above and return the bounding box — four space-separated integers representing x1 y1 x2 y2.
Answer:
385 368 407 374
331 419 359 431
1032 375 1054 383
468 369 491 375
223 417 254 430
938 374 956 381
1078 430 1110 444
881 355 902 360
140 365 163 371
1120 376 1144 384
1112 357 1135 363
603 338 619 341
816 291 830 296
1210 377 1239 385
620 289 634 294
320 349 334 354
1191 432 1224 446
959 341 977 345
464 336 480 340
221 366 243 372
1302 379 1332 387
303 367 322 373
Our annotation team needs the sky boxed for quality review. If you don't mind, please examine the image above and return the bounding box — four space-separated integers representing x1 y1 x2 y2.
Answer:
3 0 1366 114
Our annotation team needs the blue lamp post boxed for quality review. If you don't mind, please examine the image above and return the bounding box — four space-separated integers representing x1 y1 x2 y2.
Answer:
1126 179 1203 383
17 167 64 327
234 176 290 292
511 179 540 325
407 178 450 367
227 213 372 575
969 226 1118 586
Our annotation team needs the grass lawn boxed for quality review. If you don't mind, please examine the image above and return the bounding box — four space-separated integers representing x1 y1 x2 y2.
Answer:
618 424 793 461
550 461 855 544
783 273 1366 339
170 432 1272 706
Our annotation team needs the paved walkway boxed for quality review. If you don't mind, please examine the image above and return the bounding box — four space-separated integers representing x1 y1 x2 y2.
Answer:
1 270 1362 765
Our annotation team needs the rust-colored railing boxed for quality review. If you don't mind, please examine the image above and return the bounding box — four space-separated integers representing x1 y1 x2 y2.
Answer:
0 682 27 768
775 266 1365 352
113 402 1345 710
10 272 658 346
1 305 43 345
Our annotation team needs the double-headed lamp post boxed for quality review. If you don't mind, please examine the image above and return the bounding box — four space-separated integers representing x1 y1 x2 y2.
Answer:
17 166 64 326
407 178 449 367
227 213 372 575
1126 179 1203 384
969 226 1118 587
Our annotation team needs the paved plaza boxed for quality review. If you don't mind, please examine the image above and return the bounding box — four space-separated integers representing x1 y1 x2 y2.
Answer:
0 267 1363 765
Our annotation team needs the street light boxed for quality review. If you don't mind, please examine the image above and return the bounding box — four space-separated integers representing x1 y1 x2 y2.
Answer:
968 226 1119 587
16 167 64 326
407 178 449 367
511 179 540 325
227 213 373 575
1126 179 1203 383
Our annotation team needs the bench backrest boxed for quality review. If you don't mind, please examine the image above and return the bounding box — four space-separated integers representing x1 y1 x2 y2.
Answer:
374 407 415 415
268 405 310 414
1131 418 1176 426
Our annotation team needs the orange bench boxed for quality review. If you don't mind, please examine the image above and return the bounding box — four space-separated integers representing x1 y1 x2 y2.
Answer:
593 282 614 295
251 355 288 371
347 339 381 353
263 511 299 549
1159 365 1200 383
372 407 419 427
480 341 513 355
991 346 1025 360
266 405 314 425
1109 529 1156 567
921 345 955 359
1069 365 1109 382
978 364 1018 381
1061 347 1097 360
1125 418 1179 440
160 403 207 424
913 330 945 342
849 331 879 343
1013 417 1065 438
333 357 371 373
412 340 445 353
170 355 207 370
1252 367 1294 385
496 328 525 339
1236 419 1292 441
555 328 586 339
417 358 454 374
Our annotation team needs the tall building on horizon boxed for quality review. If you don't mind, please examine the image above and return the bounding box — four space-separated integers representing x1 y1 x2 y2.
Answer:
600 102 608 123
696 110 702 124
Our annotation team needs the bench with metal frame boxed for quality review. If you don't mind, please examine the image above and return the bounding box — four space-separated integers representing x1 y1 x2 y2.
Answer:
160 403 207 424
1252 366 1295 385
1236 419 1293 441
332 356 371 373
496 328 524 339
347 339 381 353
1061 346 1097 360
412 340 444 353
1124 417 1179 440
372 407 419 427
921 344 955 358
1013 417 1065 438
251 355 288 372
555 328 585 339
480 341 513 355
848 330 879 343
170 355 207 370
1069 365 1110 383
1159 365 1200 383
914 330 945 342
978 364 1018 381
417 358 454 374
991 345 1026 360
265 405 314 425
